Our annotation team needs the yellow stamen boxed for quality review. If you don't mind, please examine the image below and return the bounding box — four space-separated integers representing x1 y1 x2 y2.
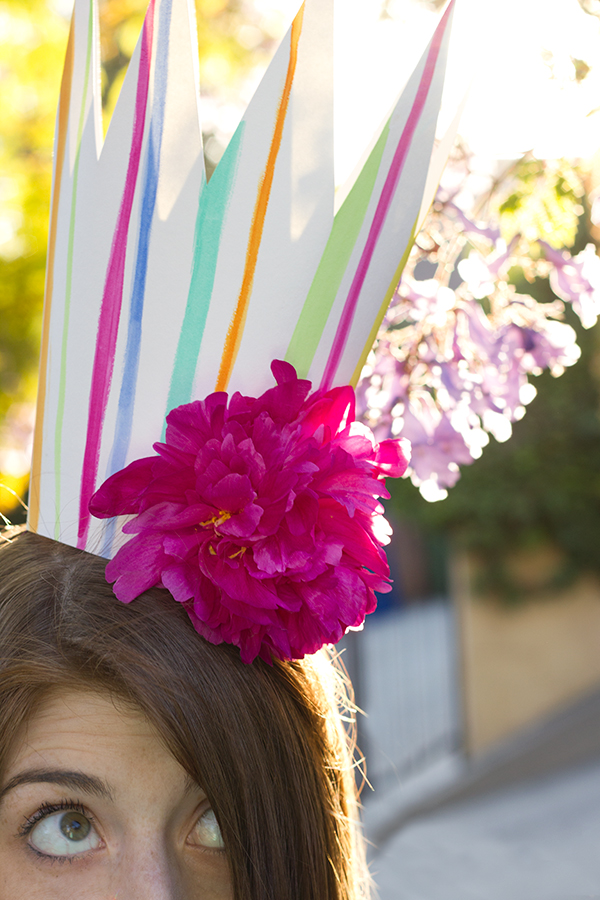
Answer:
215 511 233 529
200 510 234 530
229 546 247 559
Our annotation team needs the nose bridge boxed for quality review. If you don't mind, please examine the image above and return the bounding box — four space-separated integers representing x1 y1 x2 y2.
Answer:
115 832 183 900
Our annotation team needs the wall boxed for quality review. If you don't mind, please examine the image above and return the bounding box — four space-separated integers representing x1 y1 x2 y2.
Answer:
453 548 600 755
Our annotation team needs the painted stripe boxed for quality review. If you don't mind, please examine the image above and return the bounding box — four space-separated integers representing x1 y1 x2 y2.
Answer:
99 0 170 559
320 0 453 391
107 0 171 478
349 215 418 387
28 14 75 533
165 123 244 417
77 0 156 549
284 122 389 378
52 0 94 539
215 3 305 392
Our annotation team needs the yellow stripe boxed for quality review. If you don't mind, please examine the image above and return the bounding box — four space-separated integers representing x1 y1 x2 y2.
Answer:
215 4 305 392
28 16 75 532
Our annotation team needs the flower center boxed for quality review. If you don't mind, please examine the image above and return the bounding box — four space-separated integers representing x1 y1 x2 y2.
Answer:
200 510 233 532
229 546 247 559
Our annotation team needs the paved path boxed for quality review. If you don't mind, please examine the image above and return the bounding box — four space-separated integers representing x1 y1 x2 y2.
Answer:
371 759 600 900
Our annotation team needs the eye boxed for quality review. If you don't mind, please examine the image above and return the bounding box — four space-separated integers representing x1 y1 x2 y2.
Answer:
29 809 101 857
189 808 225 849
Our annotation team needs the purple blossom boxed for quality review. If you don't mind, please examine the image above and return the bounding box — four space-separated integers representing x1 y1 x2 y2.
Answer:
543 242 600 329
358 247 580 494
457 237 519 299
357 161 594 498
90 361 409 664
447 202 501 243
398 278 456 322
400 408 472 489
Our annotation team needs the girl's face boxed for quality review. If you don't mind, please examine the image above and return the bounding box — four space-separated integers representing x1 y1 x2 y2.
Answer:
0 690 232 899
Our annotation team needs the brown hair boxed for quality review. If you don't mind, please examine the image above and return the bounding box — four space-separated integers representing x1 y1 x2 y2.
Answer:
0 529 368 900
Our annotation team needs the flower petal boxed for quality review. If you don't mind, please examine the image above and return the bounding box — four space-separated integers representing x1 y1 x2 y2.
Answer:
90 360 400 662
105 533 169 602
204 473 255 512
90 457 156 517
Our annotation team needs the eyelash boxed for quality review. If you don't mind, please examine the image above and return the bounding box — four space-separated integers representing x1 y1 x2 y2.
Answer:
17 799 224 862
18 798 93 839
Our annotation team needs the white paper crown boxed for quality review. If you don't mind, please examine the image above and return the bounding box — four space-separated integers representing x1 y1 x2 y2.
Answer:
28 0 457 556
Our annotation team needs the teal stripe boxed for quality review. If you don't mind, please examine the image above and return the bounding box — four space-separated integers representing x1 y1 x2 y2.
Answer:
53 0 94 539
284 121 390 378
164 123 244 421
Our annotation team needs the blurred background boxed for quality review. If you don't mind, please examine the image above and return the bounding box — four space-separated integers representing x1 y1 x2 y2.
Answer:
2 0 600 896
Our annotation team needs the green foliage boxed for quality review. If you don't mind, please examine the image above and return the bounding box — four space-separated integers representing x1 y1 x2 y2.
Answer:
0 0 70 513
496 157 584 249
0 0 68 420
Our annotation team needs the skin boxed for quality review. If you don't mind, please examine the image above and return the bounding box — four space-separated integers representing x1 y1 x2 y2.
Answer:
0 690 233 900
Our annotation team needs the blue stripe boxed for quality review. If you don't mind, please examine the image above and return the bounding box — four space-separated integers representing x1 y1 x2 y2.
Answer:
101 0 172 557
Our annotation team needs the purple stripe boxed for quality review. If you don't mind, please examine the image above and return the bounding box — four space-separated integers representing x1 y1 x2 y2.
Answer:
320 0 453 391
77 0 156 549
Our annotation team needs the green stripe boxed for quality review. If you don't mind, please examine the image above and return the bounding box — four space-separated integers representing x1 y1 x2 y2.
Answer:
54 0 94 539
164 123 244 423
284 121 390 378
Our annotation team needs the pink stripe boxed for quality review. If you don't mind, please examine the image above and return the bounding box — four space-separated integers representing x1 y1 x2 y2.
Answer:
77 0 156 548
320 0 454 391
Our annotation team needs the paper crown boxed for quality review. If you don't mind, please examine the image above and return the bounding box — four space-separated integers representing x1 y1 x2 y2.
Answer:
27 0 457 558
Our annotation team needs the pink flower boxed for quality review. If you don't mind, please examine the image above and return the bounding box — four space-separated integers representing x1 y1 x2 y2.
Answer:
90 360 409 663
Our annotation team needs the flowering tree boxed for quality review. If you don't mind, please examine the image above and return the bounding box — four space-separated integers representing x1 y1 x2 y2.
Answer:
358 148 600 501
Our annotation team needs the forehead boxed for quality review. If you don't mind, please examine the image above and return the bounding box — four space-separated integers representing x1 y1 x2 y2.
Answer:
2 690 191 799
14 691 154 754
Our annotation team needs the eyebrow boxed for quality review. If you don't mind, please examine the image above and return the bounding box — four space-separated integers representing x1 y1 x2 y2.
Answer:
0 769 114 806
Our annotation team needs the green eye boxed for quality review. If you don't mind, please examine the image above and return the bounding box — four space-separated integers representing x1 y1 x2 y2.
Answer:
60 811 91 841
30 810 100 857
191 808 225 849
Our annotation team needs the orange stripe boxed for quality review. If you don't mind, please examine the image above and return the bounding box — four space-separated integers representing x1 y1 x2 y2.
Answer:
215 3 305 392
28 16 75 532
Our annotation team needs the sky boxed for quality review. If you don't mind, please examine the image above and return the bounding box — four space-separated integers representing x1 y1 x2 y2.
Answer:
248 0 600 183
